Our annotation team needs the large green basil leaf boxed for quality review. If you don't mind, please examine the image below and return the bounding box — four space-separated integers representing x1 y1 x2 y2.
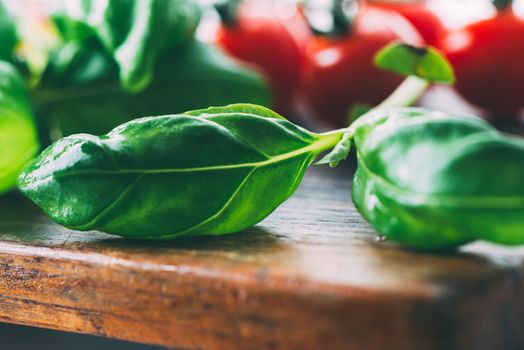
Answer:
0 2 17 62
18 104 341 238
33 40 271 138
54 0 201 92
350 107 524 249
0 61 40 193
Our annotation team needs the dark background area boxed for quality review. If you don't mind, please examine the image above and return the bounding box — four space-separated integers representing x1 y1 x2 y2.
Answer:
0 323 162 350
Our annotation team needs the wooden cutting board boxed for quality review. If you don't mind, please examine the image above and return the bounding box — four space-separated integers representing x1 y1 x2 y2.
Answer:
0 163 523 350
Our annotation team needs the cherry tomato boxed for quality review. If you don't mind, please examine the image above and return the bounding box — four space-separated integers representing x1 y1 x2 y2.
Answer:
368 0 445 45
440 5 524 120
301 5 422 127
216 1 309 113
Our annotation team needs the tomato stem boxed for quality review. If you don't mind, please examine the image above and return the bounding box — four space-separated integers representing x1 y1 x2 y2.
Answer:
492 0 513 12
215 0 240 27
333 0 359 36
305 0 360 37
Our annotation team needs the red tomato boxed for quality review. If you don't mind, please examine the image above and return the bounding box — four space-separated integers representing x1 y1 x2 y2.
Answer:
368 0 445 45
216 2 309 113
301 5 422 127
440 7 524 120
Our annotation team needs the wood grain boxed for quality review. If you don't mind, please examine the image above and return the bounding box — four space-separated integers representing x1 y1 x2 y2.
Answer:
0 164 524 350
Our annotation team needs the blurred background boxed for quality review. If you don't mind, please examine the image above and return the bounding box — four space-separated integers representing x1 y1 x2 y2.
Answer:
4 0 524 141
1 0 524 348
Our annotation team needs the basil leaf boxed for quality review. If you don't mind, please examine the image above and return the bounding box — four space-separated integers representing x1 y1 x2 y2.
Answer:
0 61 40 193
34 40 270 138
374 43 455 84
18 104 341 238
351 107 524 249
53 0 202 92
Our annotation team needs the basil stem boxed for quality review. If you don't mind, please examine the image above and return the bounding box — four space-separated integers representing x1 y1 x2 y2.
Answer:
376 76 429 110
320 43 454 167
318 76 429 167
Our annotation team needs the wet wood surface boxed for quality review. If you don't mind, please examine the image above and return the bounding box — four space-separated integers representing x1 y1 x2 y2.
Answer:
0 163 524 350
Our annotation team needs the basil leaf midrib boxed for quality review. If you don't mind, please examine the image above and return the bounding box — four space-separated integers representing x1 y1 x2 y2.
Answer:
24 113 328 187
25 115 332 185
28 127 331 182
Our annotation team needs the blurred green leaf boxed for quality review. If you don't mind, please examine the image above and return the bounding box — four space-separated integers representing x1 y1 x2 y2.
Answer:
0 61 39 193
374 43 455 84
49 0 202 92
0 1 18 62
33 40 270 138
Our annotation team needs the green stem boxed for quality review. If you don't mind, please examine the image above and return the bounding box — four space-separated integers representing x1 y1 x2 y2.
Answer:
376 76 429 110
317 71 432 167
317 128 347 150
346 75 429 131
316 75 430 167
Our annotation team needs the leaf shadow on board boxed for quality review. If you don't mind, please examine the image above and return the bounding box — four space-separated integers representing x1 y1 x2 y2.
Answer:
0 192 289 255
364 238 524 293
84 226 288 255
